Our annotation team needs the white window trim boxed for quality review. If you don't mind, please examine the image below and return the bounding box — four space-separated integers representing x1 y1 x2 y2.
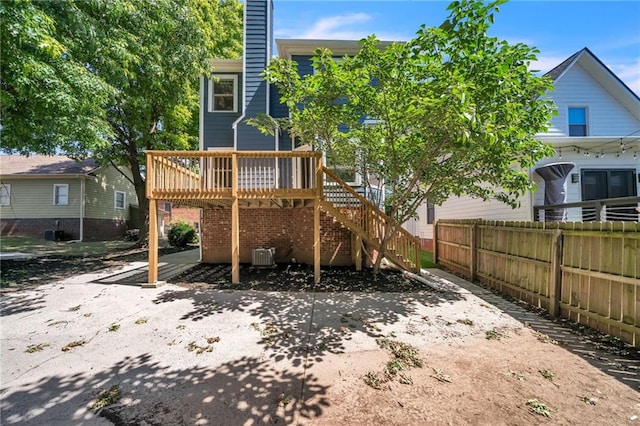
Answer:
208 74 238 113
0 183 11 206
114 190 126 210
53 184 69 206
567 106 589 136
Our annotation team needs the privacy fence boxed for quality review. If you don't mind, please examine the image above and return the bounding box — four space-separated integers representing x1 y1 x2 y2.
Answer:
434 220 640 347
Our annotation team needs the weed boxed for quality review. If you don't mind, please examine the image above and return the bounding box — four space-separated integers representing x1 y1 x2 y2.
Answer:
62 340 86 352
187 341 213 354
579 396 597 405
485 329 505 340
207 336 220 344
385 359 406 376
277 393 292 407
527 399 552 417
534 331 558 344
25 343 50 353
376 337 423 368
456 319 474 326
398 372 413 385
431 368 452 383
539 369 554 381
68 305 81 312
363 371 389 390
135 318 148 325
507 370 525 381
91 385 121 409
176 324 186 330
108 323 120 332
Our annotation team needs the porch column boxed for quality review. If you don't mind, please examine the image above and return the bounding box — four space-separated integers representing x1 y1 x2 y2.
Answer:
231 153 240 284
147 198 159 286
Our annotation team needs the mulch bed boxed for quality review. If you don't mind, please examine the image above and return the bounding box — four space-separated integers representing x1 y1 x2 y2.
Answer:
173 263 431 293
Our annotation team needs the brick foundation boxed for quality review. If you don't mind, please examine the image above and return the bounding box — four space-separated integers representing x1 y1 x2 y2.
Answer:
1 218 129 241
420 238 433 252
201 207 353 266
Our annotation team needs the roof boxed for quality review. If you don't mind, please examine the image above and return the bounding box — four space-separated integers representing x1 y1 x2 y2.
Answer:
0 155 99 177
543 47 640 112
276 38 395 59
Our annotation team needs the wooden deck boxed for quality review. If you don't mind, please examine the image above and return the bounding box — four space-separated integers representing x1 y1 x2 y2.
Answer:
145 150 421 285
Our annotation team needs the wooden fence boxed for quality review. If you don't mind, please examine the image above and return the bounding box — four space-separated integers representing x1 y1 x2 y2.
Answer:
434 220 640 347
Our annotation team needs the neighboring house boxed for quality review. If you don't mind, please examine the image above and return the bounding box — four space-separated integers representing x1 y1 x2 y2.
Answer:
160 202 201 233
145 0 420 284
407 48 640 249
0 155 138 241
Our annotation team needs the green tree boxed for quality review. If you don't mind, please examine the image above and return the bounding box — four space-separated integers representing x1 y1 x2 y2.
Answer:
1 0 243 241
252 0 555 273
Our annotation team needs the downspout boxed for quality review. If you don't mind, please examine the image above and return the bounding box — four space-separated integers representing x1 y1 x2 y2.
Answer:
79 178 85 241
232 1 248 150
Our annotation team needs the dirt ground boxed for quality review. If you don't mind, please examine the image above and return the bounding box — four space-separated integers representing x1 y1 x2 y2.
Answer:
1 258 638 425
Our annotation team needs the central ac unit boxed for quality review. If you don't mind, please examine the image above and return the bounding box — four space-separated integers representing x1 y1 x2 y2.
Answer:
252 248 275 266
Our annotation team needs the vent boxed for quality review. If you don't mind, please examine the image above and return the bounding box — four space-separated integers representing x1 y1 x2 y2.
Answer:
252 248 275 266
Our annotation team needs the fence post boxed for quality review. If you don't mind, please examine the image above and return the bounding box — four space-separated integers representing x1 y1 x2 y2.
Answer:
470 223 477 281
433 221 438 264
549 228 563 318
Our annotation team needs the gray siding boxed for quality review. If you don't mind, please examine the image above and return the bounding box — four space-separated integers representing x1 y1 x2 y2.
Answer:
203 75 242 149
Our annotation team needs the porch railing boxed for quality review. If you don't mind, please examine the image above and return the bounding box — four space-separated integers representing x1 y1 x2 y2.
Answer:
146 150 322 199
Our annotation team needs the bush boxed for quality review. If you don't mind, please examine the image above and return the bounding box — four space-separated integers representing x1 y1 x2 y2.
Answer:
167 221 196 247
124 229 140 242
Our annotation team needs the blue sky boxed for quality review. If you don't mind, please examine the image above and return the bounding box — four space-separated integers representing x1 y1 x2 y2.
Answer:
272 1 640 94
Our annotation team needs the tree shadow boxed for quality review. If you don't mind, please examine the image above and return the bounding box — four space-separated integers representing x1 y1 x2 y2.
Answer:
0 290 45 317
0 353 329 425
153 270 464 368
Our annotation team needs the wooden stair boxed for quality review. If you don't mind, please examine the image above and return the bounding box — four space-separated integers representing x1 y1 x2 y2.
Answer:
320 167 421 273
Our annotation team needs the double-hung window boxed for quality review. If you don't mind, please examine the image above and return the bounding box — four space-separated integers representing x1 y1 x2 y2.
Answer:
568 107 587 136
0 184 11 206
114 191 126 209
208 75 237 112
53 184 68 205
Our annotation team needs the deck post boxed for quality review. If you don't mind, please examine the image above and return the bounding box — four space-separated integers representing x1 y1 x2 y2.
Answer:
354 234 362 271
146 197 159 286
231 152 240 284
314 153 323 284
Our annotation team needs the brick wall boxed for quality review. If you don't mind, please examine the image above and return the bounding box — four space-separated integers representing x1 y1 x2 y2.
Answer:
1 218 129 241
201 207 353 265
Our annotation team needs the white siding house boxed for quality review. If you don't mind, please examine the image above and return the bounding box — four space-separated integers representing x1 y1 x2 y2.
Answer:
410 48 640 245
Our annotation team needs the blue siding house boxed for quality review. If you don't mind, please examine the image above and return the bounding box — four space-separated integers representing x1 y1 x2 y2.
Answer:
145 0 420 285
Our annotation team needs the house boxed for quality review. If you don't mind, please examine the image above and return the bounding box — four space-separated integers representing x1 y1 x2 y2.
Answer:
145 0 419 284
407 47 640 249
0 155 139 241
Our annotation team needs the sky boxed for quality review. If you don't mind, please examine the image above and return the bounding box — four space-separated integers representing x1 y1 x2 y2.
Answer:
272 0 640 95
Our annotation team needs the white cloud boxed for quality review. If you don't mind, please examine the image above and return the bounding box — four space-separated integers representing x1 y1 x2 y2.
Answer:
607 59 640 95
276 12 411 41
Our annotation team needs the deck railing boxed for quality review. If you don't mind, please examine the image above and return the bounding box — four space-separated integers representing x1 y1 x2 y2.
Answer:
146 150 322 199
533 196 640 222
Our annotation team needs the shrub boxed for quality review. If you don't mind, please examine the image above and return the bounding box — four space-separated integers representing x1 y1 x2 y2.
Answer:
168 221 196 247
124 229 140 241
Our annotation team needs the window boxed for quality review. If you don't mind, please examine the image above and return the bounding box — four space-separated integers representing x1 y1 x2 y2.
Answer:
426 200 435 224
208 75 237 112
0 184 10 206
114 191 126 209
581 169 637 221
568 107 587 136
53 184 68 205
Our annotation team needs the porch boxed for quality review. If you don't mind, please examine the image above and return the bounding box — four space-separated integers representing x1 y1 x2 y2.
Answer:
145 150 421 285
